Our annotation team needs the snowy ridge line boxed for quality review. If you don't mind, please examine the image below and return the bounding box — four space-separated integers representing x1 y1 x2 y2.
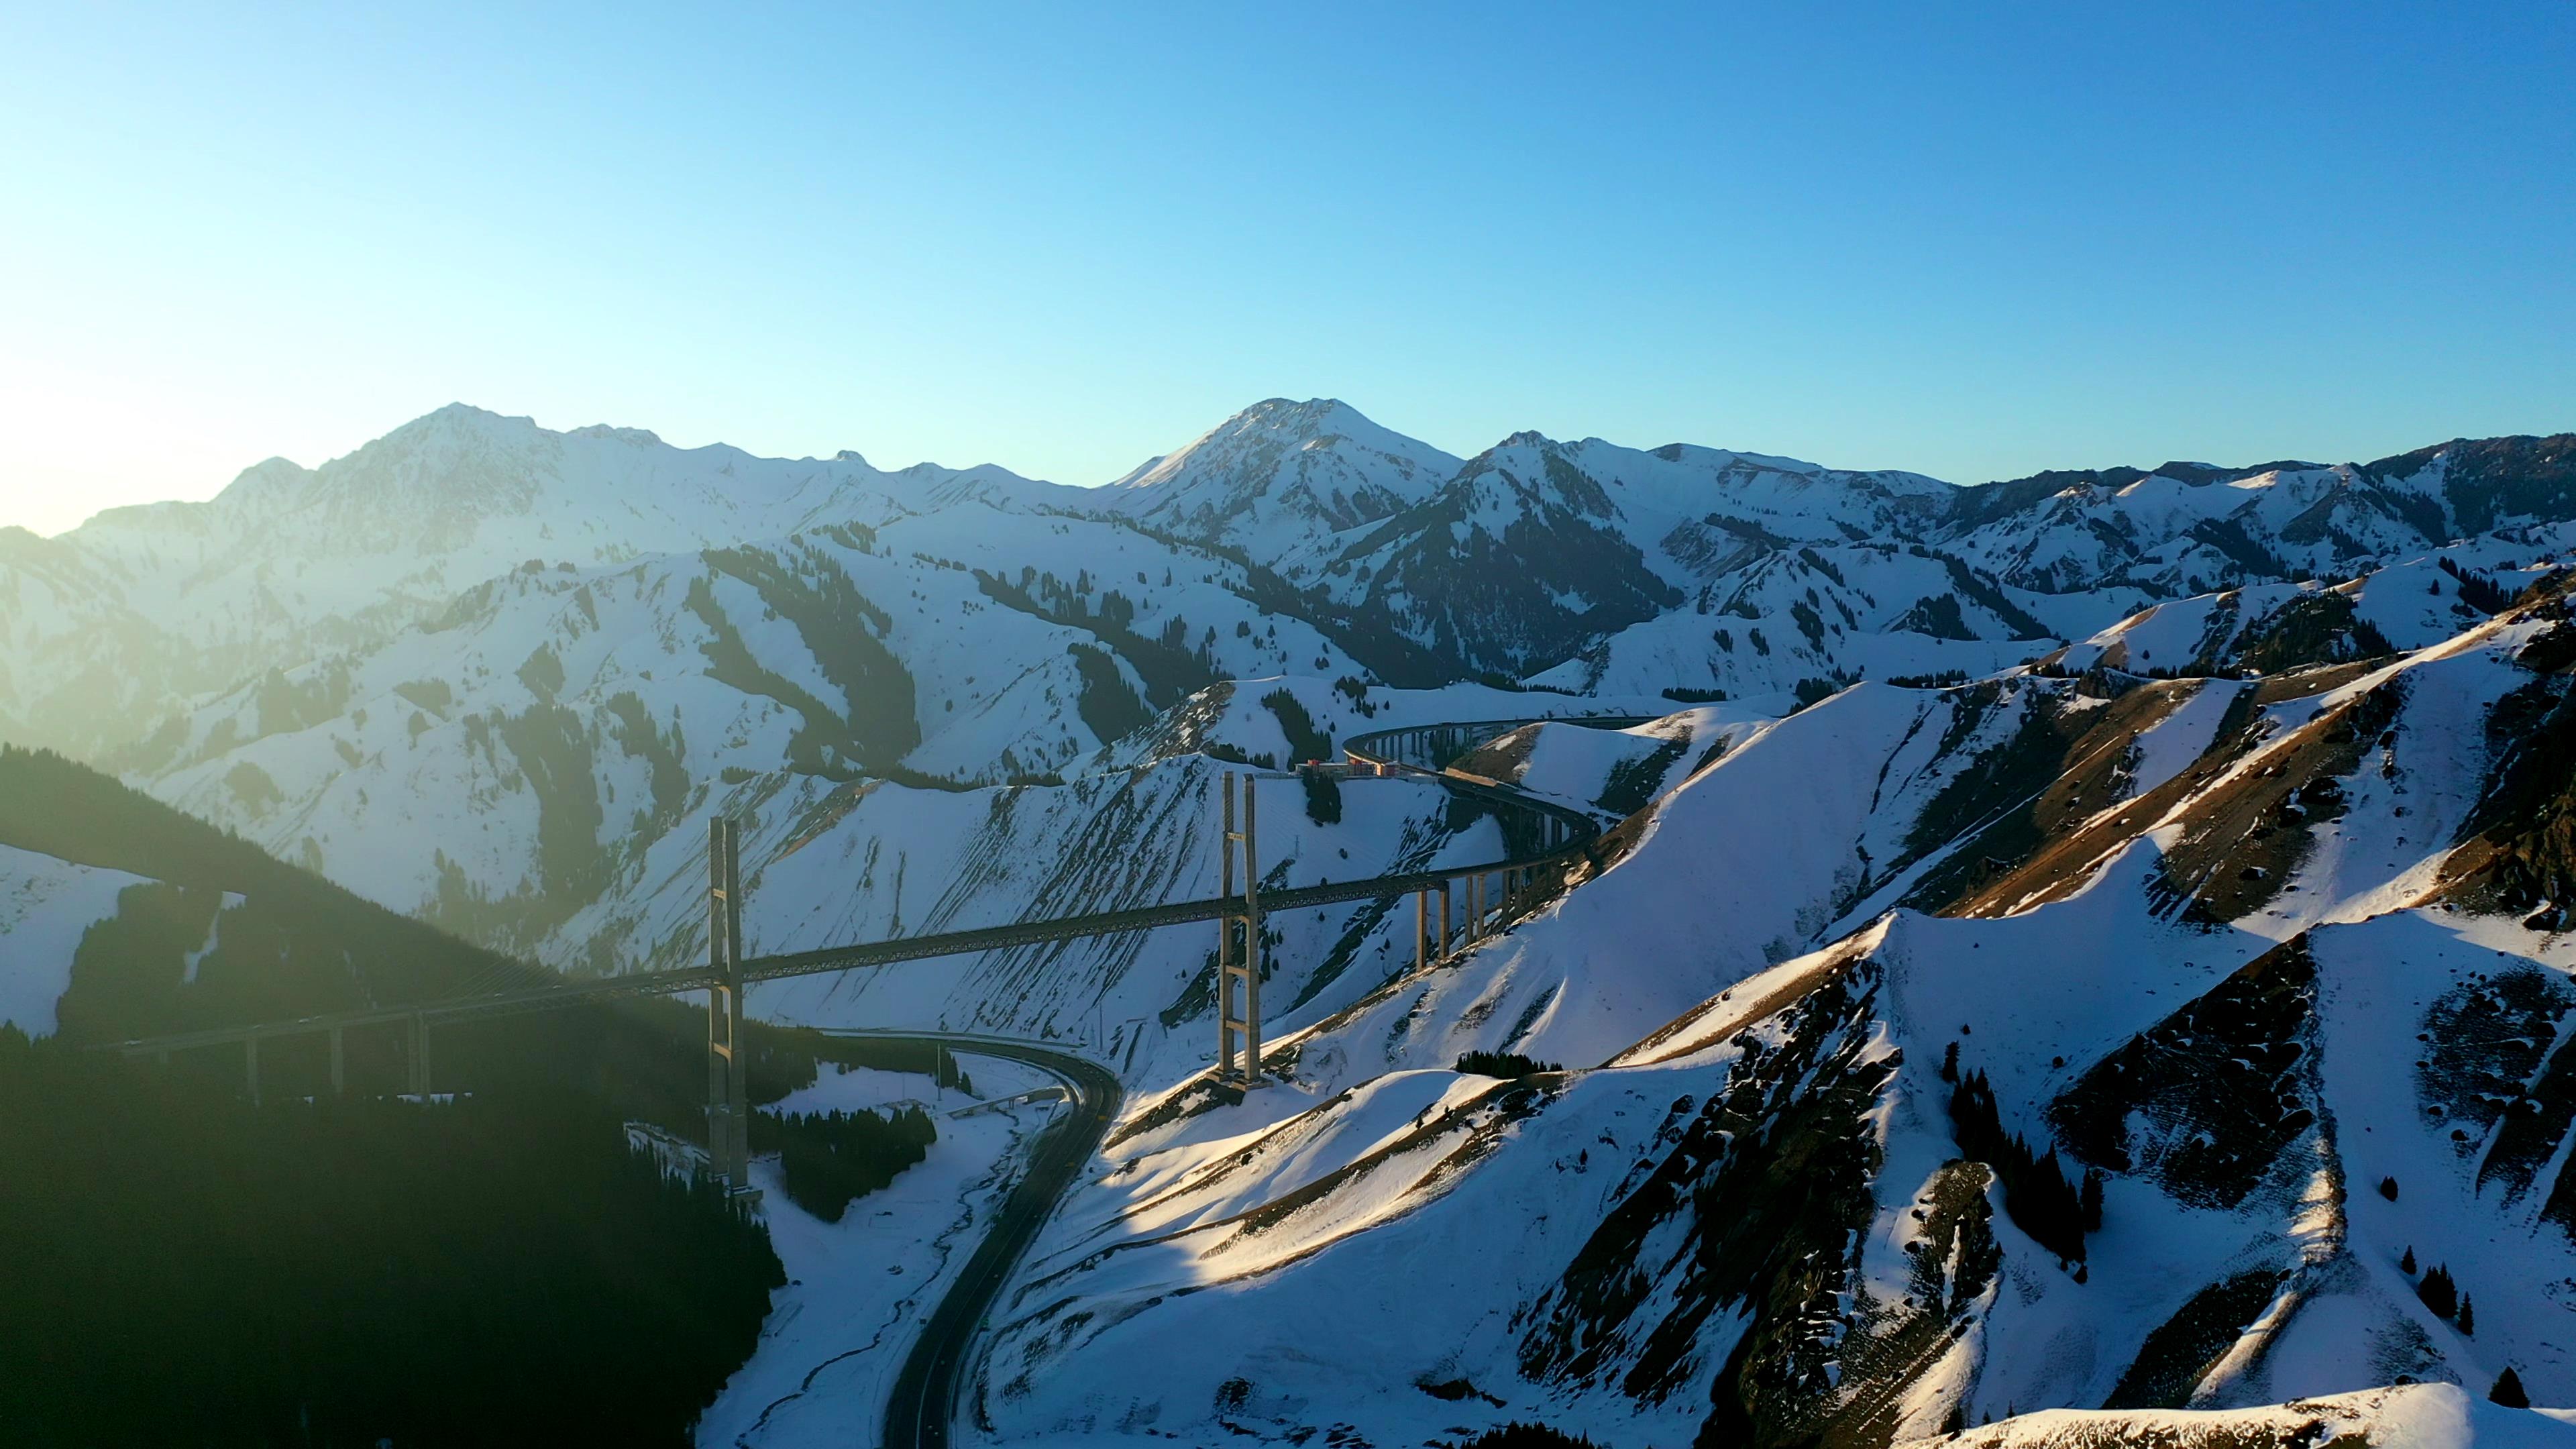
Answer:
86 743 1608 1058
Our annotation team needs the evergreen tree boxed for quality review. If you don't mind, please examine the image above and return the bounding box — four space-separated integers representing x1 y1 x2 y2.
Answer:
2492 1367 2530 1409
2458 1294 2475 1336
2418 1263 2459 1319
2400 1245 2417 1274
2080 1168 2104 1232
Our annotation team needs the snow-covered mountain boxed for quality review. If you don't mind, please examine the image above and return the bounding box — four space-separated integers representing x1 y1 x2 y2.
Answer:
8 399 2576 1447
0 402 1085 758
1101 397 1461 581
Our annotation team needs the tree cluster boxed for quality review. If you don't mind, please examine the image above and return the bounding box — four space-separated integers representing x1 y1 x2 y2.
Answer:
755 1105 937 1223
1949 1069 2091 1261
1456 1050 1562 1079
1301 767 1344 824
2398 1248 2479 1333
2439 555 2518 614
1456 1424 1605 1448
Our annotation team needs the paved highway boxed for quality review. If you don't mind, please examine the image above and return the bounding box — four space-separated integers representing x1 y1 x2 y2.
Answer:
873 1035 1122 1449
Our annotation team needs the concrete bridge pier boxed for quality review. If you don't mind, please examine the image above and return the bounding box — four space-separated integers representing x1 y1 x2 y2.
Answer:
1216 772 1265 1086
407 1014 431 1096
705 817 753 1193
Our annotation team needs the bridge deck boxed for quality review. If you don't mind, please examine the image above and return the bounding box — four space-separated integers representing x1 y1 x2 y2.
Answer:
98 741 1623 1057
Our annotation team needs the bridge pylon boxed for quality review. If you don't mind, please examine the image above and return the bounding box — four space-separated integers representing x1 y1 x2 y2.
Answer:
706 817 755 1195
1216 771 1265 1087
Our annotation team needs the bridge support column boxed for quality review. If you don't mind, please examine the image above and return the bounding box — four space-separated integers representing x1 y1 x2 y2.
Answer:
1415 890 1430 972
1439 881 1452 961
329 1028 345 1095
706 817 754 1193
407 1014 430 1096
244 1036 260 1106
1216 771 1265 1087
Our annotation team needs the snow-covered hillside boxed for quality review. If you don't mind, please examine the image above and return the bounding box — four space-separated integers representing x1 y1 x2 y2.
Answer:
945 577 2576 1447
0 843 157 1036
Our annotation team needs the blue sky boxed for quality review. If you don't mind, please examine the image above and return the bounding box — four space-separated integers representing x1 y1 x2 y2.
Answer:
3 2 2570 535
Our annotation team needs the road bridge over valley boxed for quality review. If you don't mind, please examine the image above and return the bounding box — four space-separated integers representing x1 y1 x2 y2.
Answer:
95 713 1658 1445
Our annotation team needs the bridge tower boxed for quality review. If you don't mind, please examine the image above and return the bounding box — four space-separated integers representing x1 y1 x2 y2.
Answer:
1216 771 1265 1086
706 817 755 1194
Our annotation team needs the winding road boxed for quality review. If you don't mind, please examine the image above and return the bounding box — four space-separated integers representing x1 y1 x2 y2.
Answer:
871 1034 1122 1449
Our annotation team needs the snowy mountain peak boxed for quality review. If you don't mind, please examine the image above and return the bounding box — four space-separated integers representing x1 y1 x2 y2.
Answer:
1110 397 1449 487
566 421 667 446
386 400 546 448
1103 398 1464 578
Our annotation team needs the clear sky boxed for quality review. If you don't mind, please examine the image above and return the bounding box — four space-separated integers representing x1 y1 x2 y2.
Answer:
3 3 2571 537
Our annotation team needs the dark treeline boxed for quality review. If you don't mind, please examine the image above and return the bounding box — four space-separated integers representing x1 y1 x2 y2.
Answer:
0 1035 781 1446
757 1105 937 1222
1456 1050 1562 1078
816 1035 976 1096
1458 1424 1607 1448
1949 1069 2094 1262
0 747 839 1443
2438 555 2518 614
